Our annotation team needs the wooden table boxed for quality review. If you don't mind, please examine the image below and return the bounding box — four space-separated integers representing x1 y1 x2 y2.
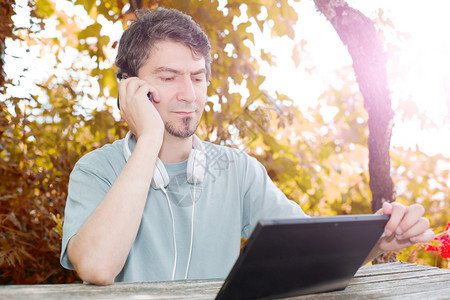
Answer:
1 262 449 299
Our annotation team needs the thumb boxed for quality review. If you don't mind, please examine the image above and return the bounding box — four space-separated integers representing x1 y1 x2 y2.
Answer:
376 202 392 215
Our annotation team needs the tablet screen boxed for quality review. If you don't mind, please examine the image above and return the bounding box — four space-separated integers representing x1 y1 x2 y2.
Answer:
216 214 389 300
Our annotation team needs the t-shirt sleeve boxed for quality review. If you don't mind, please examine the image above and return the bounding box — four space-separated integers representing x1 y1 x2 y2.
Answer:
240 156 308 238
60 160 113 270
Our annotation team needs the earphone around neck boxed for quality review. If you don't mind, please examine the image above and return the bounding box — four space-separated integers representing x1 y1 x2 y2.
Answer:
122 131 206 188
122 131 204 280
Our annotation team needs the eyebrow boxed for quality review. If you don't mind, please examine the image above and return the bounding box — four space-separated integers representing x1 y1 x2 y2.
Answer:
153 67 206 76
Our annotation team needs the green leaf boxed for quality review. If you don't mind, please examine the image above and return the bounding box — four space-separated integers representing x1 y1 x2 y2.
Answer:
35 0 55 18
78 23 102 40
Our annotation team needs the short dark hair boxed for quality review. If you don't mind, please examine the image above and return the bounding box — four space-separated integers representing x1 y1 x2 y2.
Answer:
115 8 212 79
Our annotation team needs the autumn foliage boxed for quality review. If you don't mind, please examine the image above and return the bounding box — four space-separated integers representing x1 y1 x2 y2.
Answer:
1 0 449 284
0 97 123 283
425 223 450 260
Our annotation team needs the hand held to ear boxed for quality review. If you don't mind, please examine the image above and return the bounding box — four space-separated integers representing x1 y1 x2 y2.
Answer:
118 77 164 144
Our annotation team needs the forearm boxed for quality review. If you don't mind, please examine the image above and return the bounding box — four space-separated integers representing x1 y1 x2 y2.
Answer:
68 135 160 284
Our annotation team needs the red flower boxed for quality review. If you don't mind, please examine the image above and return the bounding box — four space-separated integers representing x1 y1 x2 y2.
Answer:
441 239 450 259
425 222 450 260
425 245 439 252
435 235 449 243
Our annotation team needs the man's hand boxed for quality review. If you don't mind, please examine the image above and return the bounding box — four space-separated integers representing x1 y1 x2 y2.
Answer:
118 77 164 141
376 202 435 252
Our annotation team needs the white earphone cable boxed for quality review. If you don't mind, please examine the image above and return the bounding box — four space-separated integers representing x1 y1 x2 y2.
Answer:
161 186 177 281
184 181 196 280
126 132 204 281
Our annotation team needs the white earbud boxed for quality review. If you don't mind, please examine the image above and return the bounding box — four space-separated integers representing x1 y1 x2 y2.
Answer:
122 131 205 189
187 136 206 184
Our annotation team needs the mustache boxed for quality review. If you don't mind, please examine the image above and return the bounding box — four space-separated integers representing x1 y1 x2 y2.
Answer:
169 104 200 111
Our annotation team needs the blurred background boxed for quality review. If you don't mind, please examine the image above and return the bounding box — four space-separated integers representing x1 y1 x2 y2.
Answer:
0 0 449 284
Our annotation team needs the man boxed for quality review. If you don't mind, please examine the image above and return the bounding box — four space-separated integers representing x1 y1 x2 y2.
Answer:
60 8 434 285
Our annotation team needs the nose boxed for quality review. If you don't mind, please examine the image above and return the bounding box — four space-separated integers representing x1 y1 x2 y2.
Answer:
176 75 196 103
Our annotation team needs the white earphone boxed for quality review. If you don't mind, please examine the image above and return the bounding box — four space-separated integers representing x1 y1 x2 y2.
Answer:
122 131 205 280
122 131 206 188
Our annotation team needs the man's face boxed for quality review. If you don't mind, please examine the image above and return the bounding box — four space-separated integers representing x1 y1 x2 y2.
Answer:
137 40 208 139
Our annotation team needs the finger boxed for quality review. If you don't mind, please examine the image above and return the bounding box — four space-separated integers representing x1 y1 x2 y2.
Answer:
394 204 425 238
374 202 386 215
118 77 139 109
118 78 131 107
135 83 155 106
384 202 406 237
149 89 161 103
378 234 412 252
143 87 160 104
409 229 435 243
381 202 392 215
126 78 159 105
125 78 145 101
396 217 430 240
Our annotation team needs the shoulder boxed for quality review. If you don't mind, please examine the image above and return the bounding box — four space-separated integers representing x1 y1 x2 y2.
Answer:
202 140 254 164
201 140 264 178
73 138 125 175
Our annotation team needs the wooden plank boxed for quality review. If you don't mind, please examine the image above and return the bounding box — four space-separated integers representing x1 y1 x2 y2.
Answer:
291 266 450 299
290 279 450 300
355 261 434 277
0 280 223 299
351 269 450 285
0 263 448 300
388 289 450 300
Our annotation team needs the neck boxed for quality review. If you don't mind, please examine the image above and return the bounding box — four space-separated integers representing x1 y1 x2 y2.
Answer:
159 133 193 163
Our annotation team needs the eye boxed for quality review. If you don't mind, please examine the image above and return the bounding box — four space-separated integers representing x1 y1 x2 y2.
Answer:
192 76 205 82
162 77 175 82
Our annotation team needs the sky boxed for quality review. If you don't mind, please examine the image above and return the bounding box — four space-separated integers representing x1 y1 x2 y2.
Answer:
3 0 450 158
256 0 450 157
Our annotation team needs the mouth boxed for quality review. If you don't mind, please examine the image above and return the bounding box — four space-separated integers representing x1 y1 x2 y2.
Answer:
172 111 195 116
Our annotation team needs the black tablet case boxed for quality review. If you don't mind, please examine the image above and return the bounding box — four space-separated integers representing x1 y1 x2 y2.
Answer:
216 214 389 300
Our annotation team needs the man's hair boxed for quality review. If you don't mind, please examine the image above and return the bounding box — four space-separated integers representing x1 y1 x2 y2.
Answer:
115 8 212 79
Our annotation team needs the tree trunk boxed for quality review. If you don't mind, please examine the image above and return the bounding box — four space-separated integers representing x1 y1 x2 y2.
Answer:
314 0 396 213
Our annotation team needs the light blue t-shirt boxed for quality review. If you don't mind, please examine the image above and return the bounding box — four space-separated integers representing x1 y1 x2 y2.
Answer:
60 137 306 282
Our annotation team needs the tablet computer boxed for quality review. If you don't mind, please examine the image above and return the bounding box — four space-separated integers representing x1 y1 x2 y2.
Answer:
216 214 389 300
